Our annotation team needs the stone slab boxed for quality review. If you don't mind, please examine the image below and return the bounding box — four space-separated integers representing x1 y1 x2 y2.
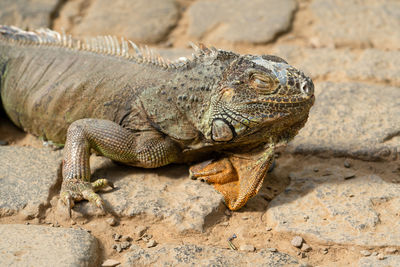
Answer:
74 156 224 232
287 82 400 161
267 166 400 246
0 146 62 217
359 255 400 267
187 0 297 44
274 46 400 87
311 0 400 49
0 224 99 267
0 0 58 28
67 0 179 43
123 244 306 267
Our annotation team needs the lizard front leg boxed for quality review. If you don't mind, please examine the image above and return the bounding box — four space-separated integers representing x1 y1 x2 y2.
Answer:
189 145 274 210
61 118 180 216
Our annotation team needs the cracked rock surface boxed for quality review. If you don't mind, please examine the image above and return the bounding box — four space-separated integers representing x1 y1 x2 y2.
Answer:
0 224 99 267
267 166 400 246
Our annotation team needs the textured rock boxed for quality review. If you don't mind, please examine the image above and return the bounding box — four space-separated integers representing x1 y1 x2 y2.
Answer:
267 166 400 246
358 255 400 267
287 82 400 161
74 156 223 232
274 46 400 86
0 146 62 217
0 224 99 267
311 0 400 49
123 244 305 266
0 0 58 28
187 0 297 43
63 0 179 43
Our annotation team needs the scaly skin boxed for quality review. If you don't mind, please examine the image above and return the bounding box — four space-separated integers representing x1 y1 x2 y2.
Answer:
0 26 314 214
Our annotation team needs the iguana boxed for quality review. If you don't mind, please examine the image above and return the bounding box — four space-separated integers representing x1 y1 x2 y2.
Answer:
0 25 314 215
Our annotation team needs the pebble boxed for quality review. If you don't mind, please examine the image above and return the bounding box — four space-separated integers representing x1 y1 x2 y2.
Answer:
291 236 304 248
303 215 309 221
106 217 117 226
267 247 277 252
371 252 378 256
344 173 356 180
377 254 385 260
360 250 371 256
384 247 398 254
266 227 272 231
301 243 312 252
224 210 232 216
120 241 130 249
113 233 121 241
115 244 122 253
121 235 131 242
220 222 229 226
146 239 157 248
242 216 249 220
322 248 328 254
135 226 147 237
344 160 351 168
101 259 120 267
239 244 255 252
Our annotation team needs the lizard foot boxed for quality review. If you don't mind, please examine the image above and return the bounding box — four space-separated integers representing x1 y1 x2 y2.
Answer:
60 178 113 217
189 146 274 211
189 158 241 210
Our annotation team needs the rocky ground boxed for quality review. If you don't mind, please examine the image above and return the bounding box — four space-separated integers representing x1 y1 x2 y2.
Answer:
0 0 399 266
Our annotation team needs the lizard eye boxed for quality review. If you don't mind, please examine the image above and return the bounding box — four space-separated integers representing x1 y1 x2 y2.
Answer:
250 74 278 94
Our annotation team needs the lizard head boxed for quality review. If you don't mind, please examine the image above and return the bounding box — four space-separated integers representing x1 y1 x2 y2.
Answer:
208 54 314 145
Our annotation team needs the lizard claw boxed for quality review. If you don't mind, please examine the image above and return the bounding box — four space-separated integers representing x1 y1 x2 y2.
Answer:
60 191 75 218
60 178 113 216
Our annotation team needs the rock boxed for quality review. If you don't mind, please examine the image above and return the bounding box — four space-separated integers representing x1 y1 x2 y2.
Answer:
358 255 400 267
239 244 255 252
311 0 400 49
74 157 223 232
360 250 371 257
187 0 297 44
134 226 148 237
0 146 62 217
273 46 400 87
113 233 121 241
146 239 157 248
267 169 400 246
120 242 130 250
102 259 120 267
57 0 179 43
301 243 312 252
343 160 351 168
106 217 117 226
377 254 385 260
267 247 278 252
291 236 304 248
123 244 305 266
384 247 397 254
0 0 59 29
287 82 400 161
121 235 131 242
0 224 99 266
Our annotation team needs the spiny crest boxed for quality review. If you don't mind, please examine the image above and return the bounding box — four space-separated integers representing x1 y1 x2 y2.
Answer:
0 25 223 70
